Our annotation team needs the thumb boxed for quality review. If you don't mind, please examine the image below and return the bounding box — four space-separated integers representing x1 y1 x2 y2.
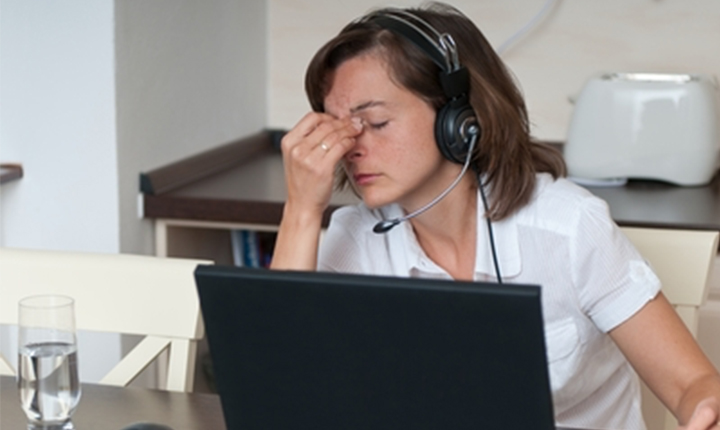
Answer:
680 397 720 430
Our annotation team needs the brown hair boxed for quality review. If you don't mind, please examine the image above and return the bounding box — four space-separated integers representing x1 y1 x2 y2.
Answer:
305 2 566 221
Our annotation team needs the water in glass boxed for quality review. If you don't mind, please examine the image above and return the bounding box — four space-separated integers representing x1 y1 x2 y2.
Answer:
18 295 81 430
18 341 81 429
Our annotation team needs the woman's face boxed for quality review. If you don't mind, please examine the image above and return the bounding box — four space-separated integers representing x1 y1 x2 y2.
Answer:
323 52 461 211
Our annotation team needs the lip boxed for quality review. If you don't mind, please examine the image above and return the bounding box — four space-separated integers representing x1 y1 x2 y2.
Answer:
353 173 379 186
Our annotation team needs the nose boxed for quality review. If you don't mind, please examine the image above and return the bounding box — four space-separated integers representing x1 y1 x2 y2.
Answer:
345 130 366 162
345 133 367 162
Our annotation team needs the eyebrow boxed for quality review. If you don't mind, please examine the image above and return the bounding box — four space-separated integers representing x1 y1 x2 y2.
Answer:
350 100 386 114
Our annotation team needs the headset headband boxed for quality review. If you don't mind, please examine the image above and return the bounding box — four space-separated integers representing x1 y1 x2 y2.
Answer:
363 10 469 99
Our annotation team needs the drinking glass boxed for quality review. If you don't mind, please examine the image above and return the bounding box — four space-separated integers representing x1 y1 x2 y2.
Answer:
17 295 81 430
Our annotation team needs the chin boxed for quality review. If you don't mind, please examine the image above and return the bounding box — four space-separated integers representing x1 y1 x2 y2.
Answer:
360 191 393 210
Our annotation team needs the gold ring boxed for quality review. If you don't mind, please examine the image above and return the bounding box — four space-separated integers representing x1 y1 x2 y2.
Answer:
320 142 329 151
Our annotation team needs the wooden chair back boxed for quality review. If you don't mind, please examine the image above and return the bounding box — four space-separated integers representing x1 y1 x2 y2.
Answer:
0 248 212 392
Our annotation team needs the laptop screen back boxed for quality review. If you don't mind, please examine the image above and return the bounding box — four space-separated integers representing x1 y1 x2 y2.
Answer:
195 265 555 430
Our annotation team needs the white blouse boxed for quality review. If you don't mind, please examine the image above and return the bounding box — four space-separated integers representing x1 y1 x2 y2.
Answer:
318 173 660 430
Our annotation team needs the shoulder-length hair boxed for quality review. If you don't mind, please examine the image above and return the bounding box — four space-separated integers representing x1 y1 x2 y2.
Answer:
305 2 566 221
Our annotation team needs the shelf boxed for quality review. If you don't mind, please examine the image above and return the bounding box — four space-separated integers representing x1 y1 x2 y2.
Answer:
0 164 23 185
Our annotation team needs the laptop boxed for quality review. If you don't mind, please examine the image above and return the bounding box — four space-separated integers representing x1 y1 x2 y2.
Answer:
195 265 556 430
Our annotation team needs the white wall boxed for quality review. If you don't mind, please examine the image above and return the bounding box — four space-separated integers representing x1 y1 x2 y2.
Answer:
0 0 119 252
114 0 267 254
268 0 720 141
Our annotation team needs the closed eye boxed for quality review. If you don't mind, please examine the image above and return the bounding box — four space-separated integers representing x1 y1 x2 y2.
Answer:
368 121 389 130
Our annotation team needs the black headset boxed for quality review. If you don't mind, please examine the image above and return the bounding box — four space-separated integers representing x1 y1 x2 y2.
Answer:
364 9 481 164
363 10 502 283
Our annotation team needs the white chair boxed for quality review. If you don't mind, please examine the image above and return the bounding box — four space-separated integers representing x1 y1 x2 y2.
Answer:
621 227 720 430
0 247 212 392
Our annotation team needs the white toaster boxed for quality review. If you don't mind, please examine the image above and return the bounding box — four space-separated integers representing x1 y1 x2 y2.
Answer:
564 72 720 186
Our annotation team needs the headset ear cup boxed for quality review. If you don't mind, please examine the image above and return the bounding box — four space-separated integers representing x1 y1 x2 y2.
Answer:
435 97 480 164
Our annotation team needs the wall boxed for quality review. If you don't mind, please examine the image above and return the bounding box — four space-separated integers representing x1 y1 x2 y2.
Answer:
0 0 119 253
268 0 720 141
114 0 267 255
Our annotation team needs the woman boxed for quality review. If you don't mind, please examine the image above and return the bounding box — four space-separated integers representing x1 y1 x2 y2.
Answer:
270 2 720 429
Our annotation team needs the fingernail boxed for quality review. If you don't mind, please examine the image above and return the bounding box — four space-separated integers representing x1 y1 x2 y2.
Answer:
351 117 363 131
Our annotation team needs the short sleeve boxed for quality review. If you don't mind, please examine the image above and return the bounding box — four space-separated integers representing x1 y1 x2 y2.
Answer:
570 196 661 332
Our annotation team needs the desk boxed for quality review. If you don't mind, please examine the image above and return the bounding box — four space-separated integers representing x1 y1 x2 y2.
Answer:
0 377 225 430
0 377 599 430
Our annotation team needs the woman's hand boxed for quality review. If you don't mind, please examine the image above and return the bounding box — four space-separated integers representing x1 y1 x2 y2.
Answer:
609 293 720 430
280 112 363 218
270 112 362 271
679 397 720 430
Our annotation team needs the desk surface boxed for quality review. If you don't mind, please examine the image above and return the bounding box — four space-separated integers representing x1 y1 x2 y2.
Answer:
0 377 225 430
141 130 720 231
0 377 600 430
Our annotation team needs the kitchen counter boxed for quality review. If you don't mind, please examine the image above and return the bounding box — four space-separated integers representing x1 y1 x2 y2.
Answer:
141 130 720 233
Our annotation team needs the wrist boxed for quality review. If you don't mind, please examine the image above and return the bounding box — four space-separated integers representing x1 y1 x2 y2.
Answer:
270 202 324 271
281 201 325 229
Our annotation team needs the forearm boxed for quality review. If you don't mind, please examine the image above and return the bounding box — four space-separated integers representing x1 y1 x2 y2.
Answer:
609 293 720 428
269 202 324 271
271 112 362 271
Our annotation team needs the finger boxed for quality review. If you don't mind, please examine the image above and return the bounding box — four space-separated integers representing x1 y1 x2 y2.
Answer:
294 111 336 139
312 117 363 156
281 112 334 153
684 399 720 430
323 134 359 160
286 119 352 167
